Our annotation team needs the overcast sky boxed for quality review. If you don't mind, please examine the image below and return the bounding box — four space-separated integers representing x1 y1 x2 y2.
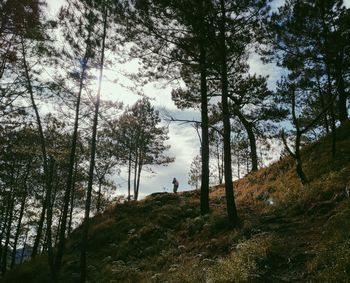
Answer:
45 0 350 199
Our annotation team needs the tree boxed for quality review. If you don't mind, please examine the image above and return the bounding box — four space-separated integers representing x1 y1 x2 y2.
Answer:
188 155 202 189
115 98 174 200
80 0 108 279
264 0 350 157
276 76 334 185
54 0 97 275
126 0 216 214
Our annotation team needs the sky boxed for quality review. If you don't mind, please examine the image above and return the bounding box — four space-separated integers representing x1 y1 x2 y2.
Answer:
45 0 350 199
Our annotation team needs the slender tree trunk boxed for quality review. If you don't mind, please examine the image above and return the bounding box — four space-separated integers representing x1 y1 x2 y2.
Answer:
96 177 103 213
135 156 143 200
1 184 15 274
80 5 107 282
0 194 10 269
127 148 132 201
199 0 210 215
326 64 337 158
0 206 5 267
20 225 29 264
11 180 29 268
21 36 51 261
55 21 93 274
234 110 258 172
219 0 238 224
321 5 337 158
45 157 56 281
55 210 62 247
294 131 308 185
68 159 78 235
133 151 138 200
335 51 348 124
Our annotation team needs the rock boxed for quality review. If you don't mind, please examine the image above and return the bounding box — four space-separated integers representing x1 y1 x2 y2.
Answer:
178 245 186 250
168 264 180 272
151 273 161 280
102 256 112 263
112 260 125 266
87 265 97 272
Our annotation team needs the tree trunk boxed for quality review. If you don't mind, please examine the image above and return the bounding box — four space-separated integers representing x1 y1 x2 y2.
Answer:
0 206 5 267
45 157 56 281
55 210 62 247
234 109 258 172
0 191 11 269
326 64 337 158
335 51 348 124
133 150 139 200
127 148 132 201
199 0 210 215
96 177 103 213
68 158 78 235
20 225 29 264
135 155 143 200
80 5 107 282
295 132 308 185
21 36 51 260
1 187 15 274
10 192 27 269
219 0 238 224
55 21 93 274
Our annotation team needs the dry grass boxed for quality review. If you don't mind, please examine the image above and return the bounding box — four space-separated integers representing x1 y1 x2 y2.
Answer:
3 122 350 283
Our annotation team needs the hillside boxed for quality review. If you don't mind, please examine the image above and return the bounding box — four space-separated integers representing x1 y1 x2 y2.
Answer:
2 122 350 283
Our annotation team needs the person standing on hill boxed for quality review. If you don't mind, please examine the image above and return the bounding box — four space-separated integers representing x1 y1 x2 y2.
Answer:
172 177 179 194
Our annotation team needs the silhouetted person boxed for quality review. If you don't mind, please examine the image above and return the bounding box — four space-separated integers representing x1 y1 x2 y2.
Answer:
172 177 179 194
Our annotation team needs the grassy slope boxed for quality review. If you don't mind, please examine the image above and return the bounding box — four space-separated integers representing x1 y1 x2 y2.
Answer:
2 122 350 283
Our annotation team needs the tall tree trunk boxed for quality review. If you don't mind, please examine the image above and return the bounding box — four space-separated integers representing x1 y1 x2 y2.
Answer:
68 159 78 235
234 109 258 172
133 150 138 200
1 181 15 274
326 65 337 158
96 177 103 213
0 192 11 269
10 160 31 268
55 20 93 274
321 4 337 158
0 206 5 267
219 0 238 224
294 131 308 185
135 155 143 200
21 36 51 260
199 0 210 215
45 157 56 281
20 225 29 264
335 51 348 124
55 210 62 247
80 5 107 282
127 148 132 201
